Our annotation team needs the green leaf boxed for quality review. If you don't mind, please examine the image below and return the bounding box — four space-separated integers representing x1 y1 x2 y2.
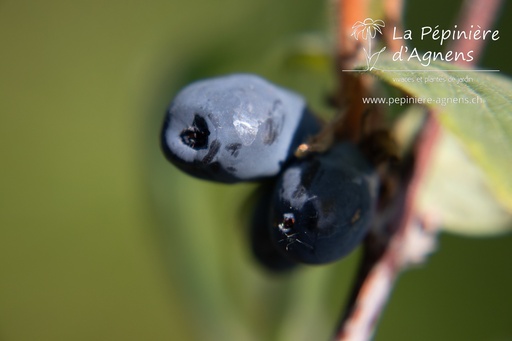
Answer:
368 55 512 214
417 129 512 235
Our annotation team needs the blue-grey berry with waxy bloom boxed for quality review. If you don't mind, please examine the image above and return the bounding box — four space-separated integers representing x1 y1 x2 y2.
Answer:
161 74 321 183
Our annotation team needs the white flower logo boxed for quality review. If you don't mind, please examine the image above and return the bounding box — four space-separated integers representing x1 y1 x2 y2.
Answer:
351 18 386 70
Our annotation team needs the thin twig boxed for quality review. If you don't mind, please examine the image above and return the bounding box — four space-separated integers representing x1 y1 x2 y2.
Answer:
337 0 369 68
333 113 441 341
335 0 370 143
448 0 504 66
383 0 404 52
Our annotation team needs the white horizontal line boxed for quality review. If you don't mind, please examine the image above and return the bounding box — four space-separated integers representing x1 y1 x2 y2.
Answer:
341 69 500 72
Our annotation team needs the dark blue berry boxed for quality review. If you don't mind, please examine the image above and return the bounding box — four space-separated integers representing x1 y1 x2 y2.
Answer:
269 142 379 264
161 74 321 183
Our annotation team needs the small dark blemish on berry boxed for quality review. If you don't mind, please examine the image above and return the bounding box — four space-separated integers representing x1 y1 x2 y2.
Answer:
201 139 221 164
225 143 242 157
262 118 278 145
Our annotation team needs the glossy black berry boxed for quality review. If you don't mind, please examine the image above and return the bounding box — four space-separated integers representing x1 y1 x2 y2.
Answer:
160 74 321 183
269 142 379 264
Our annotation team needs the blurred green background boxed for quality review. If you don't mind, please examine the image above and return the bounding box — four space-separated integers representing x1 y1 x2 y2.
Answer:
1 1 511 340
